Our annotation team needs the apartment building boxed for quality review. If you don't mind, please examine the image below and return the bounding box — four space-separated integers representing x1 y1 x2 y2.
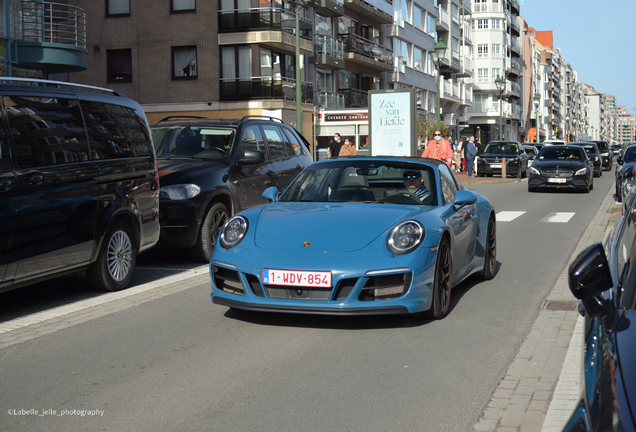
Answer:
465 0 522 144
0 1 87 78
583 83 602 141
616 106 636 144
563 64 587 142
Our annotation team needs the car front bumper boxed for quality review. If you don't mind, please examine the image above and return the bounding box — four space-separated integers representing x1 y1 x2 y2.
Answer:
158 199 201 247
477 159 522 176
528 174 589 190
210 245 438 316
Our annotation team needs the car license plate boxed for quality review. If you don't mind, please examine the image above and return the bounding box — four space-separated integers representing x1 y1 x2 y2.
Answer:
490 164 502 168
548 178 566 183
262 269 332 288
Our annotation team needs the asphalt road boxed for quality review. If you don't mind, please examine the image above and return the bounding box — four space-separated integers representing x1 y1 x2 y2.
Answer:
0 172 616 432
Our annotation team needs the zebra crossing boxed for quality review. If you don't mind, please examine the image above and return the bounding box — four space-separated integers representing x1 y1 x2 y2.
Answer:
496 211 576 223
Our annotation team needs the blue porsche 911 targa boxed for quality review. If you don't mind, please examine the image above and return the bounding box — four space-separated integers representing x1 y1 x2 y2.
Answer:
210 157 496 319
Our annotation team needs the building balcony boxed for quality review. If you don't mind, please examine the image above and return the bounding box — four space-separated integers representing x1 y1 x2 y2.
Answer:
455 54 473 78
510 37 521 55
314 35 345 69
317 90 346 108
308 0 344 17
441 78 472 106
341 88 368 107
218 8 313 53
473 3 502 13
437 6 450 31
460 22 472 45
459 0 472 15
14 1 87 73
339 33 393 70
343 0 393 24
220 76 313 103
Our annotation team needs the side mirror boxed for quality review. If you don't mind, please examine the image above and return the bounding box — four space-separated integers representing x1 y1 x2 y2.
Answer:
239 149 265 165
568 242 613 317
262 186 279 203
452 189 477 211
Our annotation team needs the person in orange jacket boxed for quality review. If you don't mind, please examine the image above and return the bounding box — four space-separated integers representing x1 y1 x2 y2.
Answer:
421 129 453 167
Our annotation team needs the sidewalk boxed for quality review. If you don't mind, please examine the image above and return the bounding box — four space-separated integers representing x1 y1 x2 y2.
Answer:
471 186 622 432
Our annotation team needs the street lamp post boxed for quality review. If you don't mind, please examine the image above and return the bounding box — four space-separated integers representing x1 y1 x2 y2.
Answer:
430 40 447 130
495 75 506 140
533 92 540 142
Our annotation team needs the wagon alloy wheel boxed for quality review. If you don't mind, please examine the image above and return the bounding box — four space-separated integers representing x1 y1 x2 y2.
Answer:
107 230 134 282
425 239 452 320
88 221 137 292
481 217 497 280
190 202 229 263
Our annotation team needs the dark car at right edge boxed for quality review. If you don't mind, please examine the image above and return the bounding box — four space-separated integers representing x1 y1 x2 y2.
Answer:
615 143 636 203
562 190 636 432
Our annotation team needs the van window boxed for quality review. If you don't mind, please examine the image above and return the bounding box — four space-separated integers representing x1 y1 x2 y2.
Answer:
262 125 294 159
81 100 151 159
4 96 90 168
282 128 307 156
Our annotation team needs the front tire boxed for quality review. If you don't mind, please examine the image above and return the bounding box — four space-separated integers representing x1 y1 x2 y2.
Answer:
189 202 229 263
88 221 136 292
424 238 452 320
481 217 496 280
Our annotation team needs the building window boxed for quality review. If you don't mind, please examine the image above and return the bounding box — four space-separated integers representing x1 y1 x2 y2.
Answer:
107 0 130 16
491 44 500 57
413 47 423 72
492 68 500 80
107 49 132 82
173 46 197 79
171 0 195 12
476 19 488 30
477 44 488 57
491 19 500 29
477 68 488 82
427 14 436 37
413 5 423 31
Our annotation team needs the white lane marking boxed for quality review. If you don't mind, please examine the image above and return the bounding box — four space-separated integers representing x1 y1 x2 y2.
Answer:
540 212 575 223
496 211 526 222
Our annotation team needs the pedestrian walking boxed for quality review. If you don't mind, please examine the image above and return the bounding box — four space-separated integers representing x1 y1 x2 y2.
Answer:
421 130 453 167
465 136 478 177
329 133 342 158
338 137 357 156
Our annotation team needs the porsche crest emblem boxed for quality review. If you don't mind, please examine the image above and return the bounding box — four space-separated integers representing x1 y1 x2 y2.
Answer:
303 242 311 247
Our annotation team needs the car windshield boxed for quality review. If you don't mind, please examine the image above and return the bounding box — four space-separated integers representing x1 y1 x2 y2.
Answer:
524 147 537 156
595 141 609 151
624 147 636 163
484 143 518 153
538 147 584 161
581 145 597 154
152 125 236 161
279 160 438 206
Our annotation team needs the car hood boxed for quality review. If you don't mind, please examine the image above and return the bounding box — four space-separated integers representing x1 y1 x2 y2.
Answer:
615 311 636 422
533 160 586 170
253 202 435 253
157 159 224 183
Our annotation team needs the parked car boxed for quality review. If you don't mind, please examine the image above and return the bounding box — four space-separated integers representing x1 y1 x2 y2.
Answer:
476 141 528 178
588 140 613 171
614 143 636 203
0 77 160 294
533 143 545 152
151 116 313 262
574 142 602 177
210 157 497 319
562 192 636 432
522 144 539 169
528 145 593 193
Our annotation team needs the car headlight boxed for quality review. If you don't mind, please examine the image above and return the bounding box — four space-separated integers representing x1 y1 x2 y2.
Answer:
575 167 588 176
506 157 518 164
219 216 249 249
387 221 425 255
602 152 609 157
160 184 201 200
530 166 541 175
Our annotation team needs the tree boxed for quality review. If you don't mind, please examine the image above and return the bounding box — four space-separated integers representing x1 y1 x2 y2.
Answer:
417 116 448 149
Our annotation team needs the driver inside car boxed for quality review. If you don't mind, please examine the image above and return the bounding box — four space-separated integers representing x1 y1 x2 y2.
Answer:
403 170 430 202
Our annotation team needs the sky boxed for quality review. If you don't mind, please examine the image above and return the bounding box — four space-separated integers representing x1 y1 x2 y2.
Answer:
519 0 636 112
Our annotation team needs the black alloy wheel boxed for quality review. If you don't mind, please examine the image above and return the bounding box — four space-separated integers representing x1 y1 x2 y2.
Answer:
189 202 229 263
425 238 452 320
481 217 496 280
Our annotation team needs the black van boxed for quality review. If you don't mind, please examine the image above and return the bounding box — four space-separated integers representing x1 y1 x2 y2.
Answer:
0 78 160 293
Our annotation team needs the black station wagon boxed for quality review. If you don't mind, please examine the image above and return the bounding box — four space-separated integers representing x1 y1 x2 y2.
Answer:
151 116 313 262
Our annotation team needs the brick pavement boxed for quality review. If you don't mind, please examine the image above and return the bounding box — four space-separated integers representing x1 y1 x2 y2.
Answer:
471 184 621 432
